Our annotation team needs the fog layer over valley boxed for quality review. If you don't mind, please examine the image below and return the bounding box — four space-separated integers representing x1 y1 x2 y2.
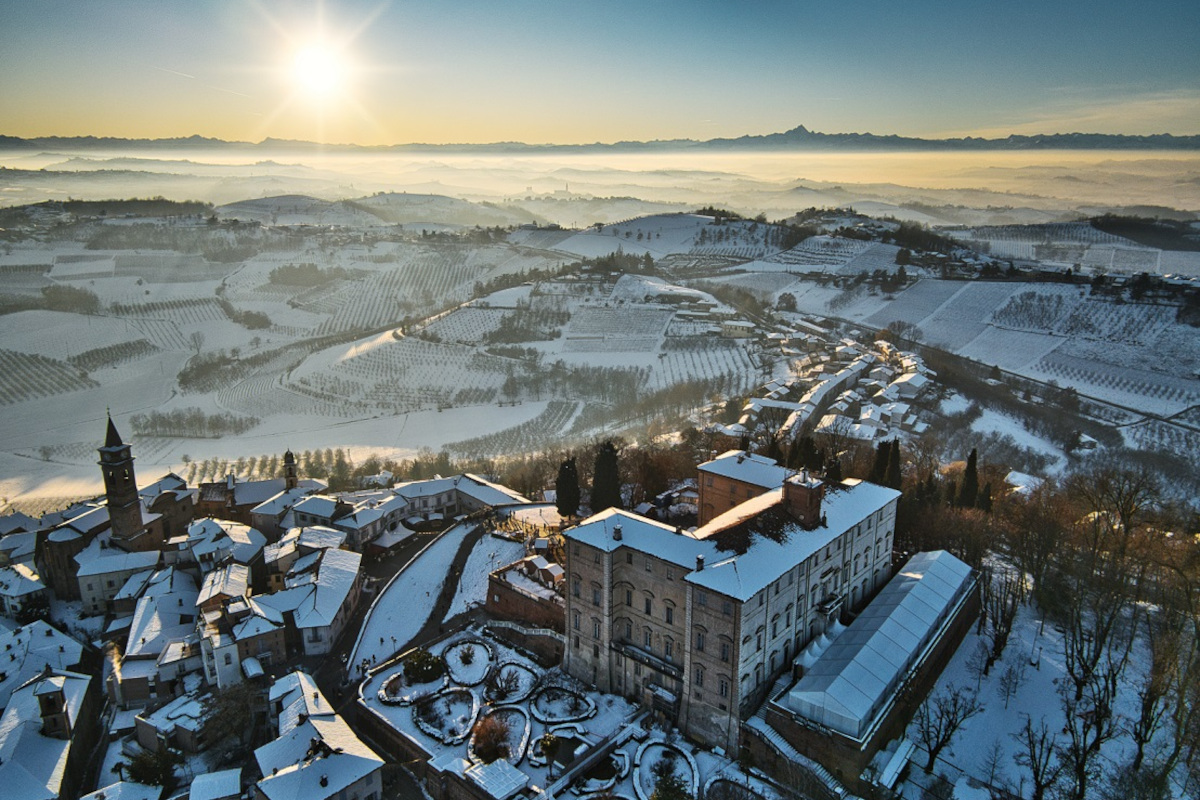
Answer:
3 147 1200 224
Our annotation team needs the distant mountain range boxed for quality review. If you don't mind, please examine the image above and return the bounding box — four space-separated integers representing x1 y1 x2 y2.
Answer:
2 125 1198 153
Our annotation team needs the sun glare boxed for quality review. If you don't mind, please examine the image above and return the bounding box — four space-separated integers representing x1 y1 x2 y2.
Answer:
291 43 345 98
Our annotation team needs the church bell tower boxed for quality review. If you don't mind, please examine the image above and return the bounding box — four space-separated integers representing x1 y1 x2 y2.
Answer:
98 415 144 548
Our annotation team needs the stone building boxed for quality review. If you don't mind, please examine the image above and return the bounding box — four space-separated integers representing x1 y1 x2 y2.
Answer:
563 474 899 754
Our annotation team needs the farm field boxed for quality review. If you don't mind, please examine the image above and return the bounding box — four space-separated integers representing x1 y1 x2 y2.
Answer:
2 198 1198 510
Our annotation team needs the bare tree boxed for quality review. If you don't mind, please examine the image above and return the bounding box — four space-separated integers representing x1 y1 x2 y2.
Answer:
998 661 1025 709
1012 715 1063 800
914 684 982 772
985 568 1023 673
1059 653 1123 800
189 330 205 355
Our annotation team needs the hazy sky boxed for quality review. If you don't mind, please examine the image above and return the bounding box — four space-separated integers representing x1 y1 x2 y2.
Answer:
2 0 1197 145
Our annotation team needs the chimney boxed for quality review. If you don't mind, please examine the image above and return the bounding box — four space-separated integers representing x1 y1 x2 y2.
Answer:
783 472 825 531
696 555 705 571
612 523 622 541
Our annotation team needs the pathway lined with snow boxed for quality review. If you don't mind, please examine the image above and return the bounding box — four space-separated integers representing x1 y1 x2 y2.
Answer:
350 522 476 668
444 534 527 622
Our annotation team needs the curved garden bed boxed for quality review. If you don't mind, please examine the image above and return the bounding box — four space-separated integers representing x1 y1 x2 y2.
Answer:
466 705 531 765
529 685 597 724
412 687 479 745
703 778 769 800
444 638 495 686
374 666 446 705
633 740 699 800
574 750 631 795
484 662 539 704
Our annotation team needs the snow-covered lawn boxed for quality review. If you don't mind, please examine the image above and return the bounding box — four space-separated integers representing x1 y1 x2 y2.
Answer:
444 535 527 621
350 523 472 668
901 598 1161 797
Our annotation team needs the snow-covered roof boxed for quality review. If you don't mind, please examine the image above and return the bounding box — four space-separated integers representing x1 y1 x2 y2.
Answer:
256 549 361 632
785 550 974 739
198 562 250 606
0 531 37 564
0 563 44 599
234 478 324 507
296 526 347 552
125 568 199 659
688 479 901 601
569 479 900 603
112 569 156 604
137 690 206 736
185 518 267 565
75 546 160 578
0 512 37 537
187 769 240 800
233 612 281 643
254 712 382 800
698 450 792 489
292 495 343 520
465 758 529 800
0 621 86 710
81 781 162 800
0 669 91 800
251 487 319 519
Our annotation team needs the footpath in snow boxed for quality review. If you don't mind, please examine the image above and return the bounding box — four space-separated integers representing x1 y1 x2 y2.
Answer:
444 535 527 622
350 523 474 669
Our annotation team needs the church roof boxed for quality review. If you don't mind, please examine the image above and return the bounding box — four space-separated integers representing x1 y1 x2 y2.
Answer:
105 416 124 448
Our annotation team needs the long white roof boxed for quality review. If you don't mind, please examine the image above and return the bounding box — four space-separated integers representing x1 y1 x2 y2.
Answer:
785 550 974 739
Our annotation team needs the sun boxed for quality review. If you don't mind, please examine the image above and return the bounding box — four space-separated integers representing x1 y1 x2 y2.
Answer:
290 42 347 100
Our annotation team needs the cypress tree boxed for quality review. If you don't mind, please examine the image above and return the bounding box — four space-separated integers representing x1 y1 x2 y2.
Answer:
885 440 902 490
959 448 979 508
591 441 621 512
555 458 580 518
869 441 889 485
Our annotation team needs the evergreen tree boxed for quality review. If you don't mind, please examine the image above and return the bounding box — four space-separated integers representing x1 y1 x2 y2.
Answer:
959 448 979 508
555 458 580 518
885 439 902 490
591 440 622 512
978 481 993 513
825 456 843 484
869 441 889 485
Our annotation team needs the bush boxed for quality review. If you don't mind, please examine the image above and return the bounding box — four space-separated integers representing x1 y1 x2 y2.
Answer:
404 648 444 683
472 713 511 763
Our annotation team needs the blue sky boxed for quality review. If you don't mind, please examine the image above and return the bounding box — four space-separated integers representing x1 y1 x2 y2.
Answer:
1 0 1196 144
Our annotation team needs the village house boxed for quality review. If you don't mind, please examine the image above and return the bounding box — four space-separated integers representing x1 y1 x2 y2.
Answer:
109 567 199 708
255 671 383 800
0 562 48 622
0 621 95 711
0 667 100 800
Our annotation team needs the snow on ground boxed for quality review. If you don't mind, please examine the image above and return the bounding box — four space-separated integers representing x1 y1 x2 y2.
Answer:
359 625 782 800
939 393 972 416
351 523 473 668
444 534 527 621
900 596 1161 797
970 407 1064 471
